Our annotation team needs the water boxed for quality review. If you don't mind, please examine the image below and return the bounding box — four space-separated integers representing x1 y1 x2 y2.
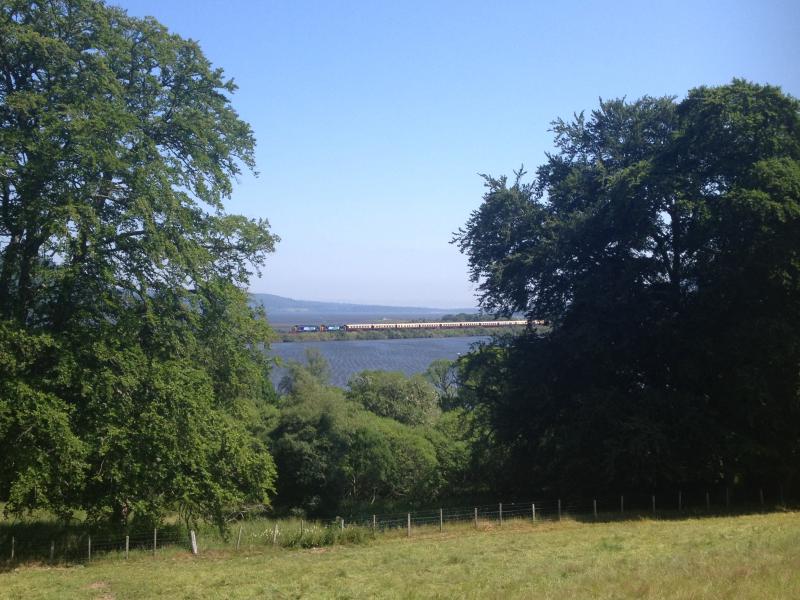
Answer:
269 336 491 388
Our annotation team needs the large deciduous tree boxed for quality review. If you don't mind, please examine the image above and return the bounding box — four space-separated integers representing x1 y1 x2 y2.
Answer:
0 0 278 527
454 80 800 497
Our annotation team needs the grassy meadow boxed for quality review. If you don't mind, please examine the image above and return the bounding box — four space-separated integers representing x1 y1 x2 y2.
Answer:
1 511 799 599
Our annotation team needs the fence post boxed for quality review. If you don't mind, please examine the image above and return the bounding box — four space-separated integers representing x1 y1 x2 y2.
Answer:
558 499 562 521
190 530 198 555
272 522 279 545
50 540 55 562
407 513 411 538
341 518 344 531
652 495 656 514
153 528 157 557
678 490 682 512
439 508 443 532
499 503 503 526
125 535 129 559
10 536 14 561
372 514 377 535
532 503 536 524
474 507 478 529
88 535 92 562
593 499 597 519
236 524 243 551
620 495 624 513
706 491 710 511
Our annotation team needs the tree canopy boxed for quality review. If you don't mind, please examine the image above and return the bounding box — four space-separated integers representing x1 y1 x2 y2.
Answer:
454 80 800 497
346 370 440 426
269 357 467 514
0 0 278 528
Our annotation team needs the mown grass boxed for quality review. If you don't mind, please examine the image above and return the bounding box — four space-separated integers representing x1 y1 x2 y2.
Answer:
2 511 799 599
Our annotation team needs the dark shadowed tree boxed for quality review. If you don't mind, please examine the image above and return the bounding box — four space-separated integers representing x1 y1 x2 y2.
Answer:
454 80 800 497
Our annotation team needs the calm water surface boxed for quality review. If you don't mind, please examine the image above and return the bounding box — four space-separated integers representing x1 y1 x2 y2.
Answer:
269 336 491 388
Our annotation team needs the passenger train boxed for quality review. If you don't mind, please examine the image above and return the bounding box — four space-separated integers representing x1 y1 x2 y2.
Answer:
291 320 533 333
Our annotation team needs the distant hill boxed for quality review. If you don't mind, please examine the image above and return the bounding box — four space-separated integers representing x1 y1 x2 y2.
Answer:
250 293 478 326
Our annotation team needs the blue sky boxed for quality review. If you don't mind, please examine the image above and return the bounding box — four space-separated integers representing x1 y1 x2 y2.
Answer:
117 0 799 308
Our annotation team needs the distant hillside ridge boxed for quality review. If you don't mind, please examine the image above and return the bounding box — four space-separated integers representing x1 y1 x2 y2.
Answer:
250 293 477 317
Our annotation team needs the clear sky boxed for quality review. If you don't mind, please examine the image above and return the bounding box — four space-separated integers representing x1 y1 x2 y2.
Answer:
116 0 799 308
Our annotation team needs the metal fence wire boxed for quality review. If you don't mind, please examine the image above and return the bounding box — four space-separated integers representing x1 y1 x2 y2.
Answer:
1 485 791 566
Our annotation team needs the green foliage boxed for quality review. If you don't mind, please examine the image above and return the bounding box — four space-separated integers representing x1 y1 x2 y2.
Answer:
269 359 467 514
346 370 439 426
0 0 278 528
300 347 333 386
454 80 800 496
424 359 459 410
0 323 87 520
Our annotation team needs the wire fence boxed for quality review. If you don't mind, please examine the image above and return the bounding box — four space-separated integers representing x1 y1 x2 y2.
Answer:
344 485 789 533
0 526 190 566
0 485 792 567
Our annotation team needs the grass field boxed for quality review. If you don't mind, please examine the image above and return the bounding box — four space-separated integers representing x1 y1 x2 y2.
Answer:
2 511 799 599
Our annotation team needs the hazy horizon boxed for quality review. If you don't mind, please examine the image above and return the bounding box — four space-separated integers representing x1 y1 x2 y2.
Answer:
252 291 477 311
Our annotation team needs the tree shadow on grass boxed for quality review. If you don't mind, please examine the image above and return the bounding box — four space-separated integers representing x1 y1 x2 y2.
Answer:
0 520 187 571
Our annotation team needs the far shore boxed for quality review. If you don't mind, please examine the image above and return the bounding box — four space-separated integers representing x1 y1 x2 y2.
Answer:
271 325 529 343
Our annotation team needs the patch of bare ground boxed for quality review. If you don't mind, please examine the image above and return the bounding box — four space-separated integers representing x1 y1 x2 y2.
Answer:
86 581 116 600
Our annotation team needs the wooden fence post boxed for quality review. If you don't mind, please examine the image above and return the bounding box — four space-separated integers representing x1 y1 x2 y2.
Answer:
272 522 279 545
499 503 503 526
439 508 443 532
558 499 562 521
50 541 55 562
125 535 129 559
532 503 536 523
10 536 15 561
474 507 478 529
190 530 198 555
88 535 92 562
372 514 377 534
236 524 243 550
593 499 597 519
153 528 157 557
407 513 411 538
340 519 344 531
